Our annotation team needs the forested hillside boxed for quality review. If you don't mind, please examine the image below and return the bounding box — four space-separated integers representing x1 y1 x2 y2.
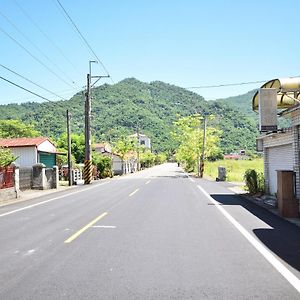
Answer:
0 78 259 154
214 90 257 116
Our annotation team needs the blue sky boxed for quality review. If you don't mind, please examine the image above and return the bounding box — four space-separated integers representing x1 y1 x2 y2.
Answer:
1 0 300 104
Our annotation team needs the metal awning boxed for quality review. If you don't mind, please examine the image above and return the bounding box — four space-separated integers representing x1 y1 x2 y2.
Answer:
252 77 300 111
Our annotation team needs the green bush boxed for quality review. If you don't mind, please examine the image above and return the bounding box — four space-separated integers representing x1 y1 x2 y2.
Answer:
92 153 113 179
244 169 265 194
0 147 17 167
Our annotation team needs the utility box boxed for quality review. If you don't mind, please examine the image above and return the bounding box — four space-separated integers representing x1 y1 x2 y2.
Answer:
259 88 278 132
217 166 226 181
277 170 299 218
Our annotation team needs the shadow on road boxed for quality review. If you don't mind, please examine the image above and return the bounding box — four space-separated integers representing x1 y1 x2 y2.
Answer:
211 194 300 272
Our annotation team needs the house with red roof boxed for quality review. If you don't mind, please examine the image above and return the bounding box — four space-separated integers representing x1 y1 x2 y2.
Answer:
0 137 59 168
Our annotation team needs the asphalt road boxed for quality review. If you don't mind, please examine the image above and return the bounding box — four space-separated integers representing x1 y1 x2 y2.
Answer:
0 163 300 299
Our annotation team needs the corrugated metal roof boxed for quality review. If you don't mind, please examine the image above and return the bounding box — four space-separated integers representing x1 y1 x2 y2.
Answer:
0 137 53 148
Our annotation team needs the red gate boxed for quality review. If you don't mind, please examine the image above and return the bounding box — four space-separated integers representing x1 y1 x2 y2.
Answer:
0 166 14 189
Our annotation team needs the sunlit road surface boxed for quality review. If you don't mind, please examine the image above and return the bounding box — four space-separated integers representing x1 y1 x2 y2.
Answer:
1 163 300 299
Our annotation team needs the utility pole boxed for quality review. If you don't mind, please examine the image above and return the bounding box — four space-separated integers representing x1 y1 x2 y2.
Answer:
197 118 201 177
83 70 92 184
136 126 140 171
200 116 207 178
67 109 72 186
83 60 109 184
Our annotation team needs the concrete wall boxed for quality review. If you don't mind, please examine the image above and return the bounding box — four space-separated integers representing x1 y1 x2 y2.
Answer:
19 165 58 191
19 167 32 190
37 140 56 153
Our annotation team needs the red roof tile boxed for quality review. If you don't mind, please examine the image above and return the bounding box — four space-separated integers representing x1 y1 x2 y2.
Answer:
0 137 53 148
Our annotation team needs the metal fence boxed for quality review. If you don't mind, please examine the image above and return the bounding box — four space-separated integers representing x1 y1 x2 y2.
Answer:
0 167 14 189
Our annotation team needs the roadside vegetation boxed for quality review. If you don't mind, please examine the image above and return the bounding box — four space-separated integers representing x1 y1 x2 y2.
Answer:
204 158 263 182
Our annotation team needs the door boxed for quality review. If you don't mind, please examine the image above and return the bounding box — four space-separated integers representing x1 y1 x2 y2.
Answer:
39 152 56 168
268 144 294 195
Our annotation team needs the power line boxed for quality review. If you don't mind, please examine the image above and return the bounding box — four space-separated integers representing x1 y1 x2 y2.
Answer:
13 0 82 78
0 76 55 103
0 64 67 101
0 10 81 90
186 76 300 89
54 0 114 84
0 25 77 90
186 80 267 89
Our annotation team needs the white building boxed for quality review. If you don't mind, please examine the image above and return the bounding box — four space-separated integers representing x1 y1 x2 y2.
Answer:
253 78 300 197
129 133 151 149
0 137 58 168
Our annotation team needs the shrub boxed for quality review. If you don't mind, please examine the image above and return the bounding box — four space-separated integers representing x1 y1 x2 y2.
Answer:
244 169 265 194
0 147 17 167
93 153 113 179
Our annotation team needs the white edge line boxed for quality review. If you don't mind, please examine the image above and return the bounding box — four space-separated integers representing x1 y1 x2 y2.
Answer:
197 184 300 294
189 177 195 183
145 180 151 185
129 188 139 197
0 182 110 218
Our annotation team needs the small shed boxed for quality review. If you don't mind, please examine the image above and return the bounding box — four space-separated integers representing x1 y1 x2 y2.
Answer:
0 137 58 168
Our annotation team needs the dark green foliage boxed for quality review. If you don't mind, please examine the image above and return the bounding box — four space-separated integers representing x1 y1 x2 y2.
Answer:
244 169 265 194
92 152 112 179
56 133 85 164
0 78 260 154
0 119 40 138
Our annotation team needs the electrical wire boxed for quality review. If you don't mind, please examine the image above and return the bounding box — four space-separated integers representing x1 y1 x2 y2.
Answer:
0 25 77 90
186 76 300 89
186 80 267 89
0 10 81 90
54 0 114 84
0 64 68 101
13 0 82 78
0 76 55 102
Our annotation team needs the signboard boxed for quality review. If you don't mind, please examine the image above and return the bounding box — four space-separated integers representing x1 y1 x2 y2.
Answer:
259 88 278 132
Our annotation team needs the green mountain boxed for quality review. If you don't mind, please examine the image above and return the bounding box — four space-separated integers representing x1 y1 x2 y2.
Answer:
214 90 257 116
214 89 291 129
0 78 259 154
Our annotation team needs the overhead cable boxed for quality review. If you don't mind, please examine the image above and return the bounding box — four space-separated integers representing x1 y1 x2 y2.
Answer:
0 76 55 102
186 76 300 89
186 80 267 89
0 26 77 90
0 9 80 89
13 0 82 77
0 64 67 101
54 0 114 83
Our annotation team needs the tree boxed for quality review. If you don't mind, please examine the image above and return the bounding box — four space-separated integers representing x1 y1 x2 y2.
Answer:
0 147 17 167
140 149 156 169
113 136 135 174
56 133 85 164
172 115 222 173
92 152 112 178
0 120 40 138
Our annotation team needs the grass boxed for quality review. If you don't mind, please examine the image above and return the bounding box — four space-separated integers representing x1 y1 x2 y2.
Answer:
204 158 263 182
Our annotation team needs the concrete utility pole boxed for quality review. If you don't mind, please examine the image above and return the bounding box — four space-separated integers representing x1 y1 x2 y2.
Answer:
197 118 201 177
200 116 207 178
136 126 140 171
83 60 109 184
67 109 72 186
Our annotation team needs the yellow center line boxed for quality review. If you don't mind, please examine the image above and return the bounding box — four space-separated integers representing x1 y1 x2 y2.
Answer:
129 188 139 197
64 212 108 244
145 180 151 185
